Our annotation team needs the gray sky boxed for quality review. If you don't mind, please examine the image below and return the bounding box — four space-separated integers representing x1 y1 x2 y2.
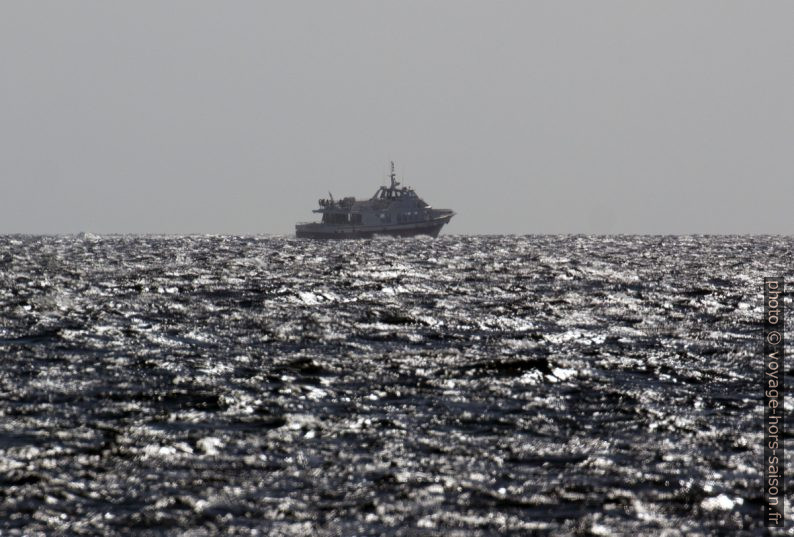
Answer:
1 1 792 235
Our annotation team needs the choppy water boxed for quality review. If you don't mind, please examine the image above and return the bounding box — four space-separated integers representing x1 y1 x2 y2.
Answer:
0 235 791 536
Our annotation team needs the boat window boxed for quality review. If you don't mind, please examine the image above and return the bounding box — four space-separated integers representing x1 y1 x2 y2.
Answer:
322 213 349 224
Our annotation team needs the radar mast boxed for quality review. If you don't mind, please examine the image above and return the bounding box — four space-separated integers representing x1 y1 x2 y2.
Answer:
390 161 400 189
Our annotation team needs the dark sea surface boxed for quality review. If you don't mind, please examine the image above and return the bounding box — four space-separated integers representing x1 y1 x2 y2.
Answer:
0 235 791 536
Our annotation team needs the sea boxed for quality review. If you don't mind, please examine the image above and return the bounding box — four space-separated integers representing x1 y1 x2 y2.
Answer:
0 234 790 536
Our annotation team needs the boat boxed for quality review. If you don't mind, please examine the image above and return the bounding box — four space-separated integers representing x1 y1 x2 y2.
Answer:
295 162 455 239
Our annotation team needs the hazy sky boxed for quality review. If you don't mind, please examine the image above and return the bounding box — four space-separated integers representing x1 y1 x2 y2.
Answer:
1 1 792 234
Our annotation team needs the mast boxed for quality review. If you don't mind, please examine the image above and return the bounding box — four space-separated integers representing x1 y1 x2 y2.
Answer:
390 161 399 189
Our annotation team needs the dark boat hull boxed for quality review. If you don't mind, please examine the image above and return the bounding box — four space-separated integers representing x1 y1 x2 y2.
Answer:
295 216 451 240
